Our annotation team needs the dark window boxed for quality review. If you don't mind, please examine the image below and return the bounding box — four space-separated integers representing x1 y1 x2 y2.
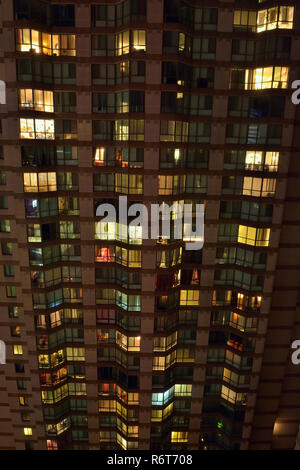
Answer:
14 0 48 23
15 363 25 373
51 4 75 26
54 92 77 113
0 196 8 209
228 95 285 118
9 306 19 318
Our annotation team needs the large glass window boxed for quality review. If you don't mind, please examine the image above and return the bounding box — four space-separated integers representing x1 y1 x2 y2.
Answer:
92 61 145 85
238 225 270 247
20 118 55 139
91 0 146 27
257 6 294 32
19 89 53 112
93 91 144 113
230 67 289 90
233 10 257 32
115 30 146 55
224 150 279 172
16 29 76 56
23 172 57 192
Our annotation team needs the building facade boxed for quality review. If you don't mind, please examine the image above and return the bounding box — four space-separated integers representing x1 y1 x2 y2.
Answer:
0 0 300 451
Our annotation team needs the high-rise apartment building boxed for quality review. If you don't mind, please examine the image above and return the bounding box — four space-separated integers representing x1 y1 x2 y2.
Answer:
0 0 299 451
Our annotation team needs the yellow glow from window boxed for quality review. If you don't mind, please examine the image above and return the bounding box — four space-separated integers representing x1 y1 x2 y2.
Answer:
116 332 141 352
20 118 55 140
13 345 23 355
180 290 200 306
65 347 85 361
273 421 284 436
221 385 246 405
234 10 257 30
238 225 270 247
257 6 294 33
171 431 188 443
265 152 279 170
24 427 33 436
23 172 57 192
17 29 75 56
120 101 129 113
244 67 288 90
115 122 129 140
174 149 181 161
117 433 127 450
133 30 146 51
245 151 262 168
174 384 192 396
31 30 40 53
120 61 129 73
42 32 51 55
245 151 279 172
178 33 185 52
94 147 105 166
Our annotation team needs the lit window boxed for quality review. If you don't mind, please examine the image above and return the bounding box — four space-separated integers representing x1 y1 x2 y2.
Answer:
245 151 279 172
178 33 186 52
153 356 165 371
16 29 41 53
19 396 27 406
153 333 177 352
180 289 199 306
94 147 105 166
257 6 294 33
16 29 75 56
221 385 245 405
65 347 85 361
127 392 139 405
246 67 289 90
174 384 192 397
116 332 141 351
117 433 127 450
38 354 50 368
115 31 130 55
114 120 144 141
151 409 162 422
242 177 276 197
264 152 279 171
115 120 129 140
23 173 57 192
99 399 116 413
47 440 58 450
238 225 270 247
13 345 23 355
233 10 257 32
171 431 188 443
42 33 52 55
20 118 55 140
177 347 195 363
120 61 129 73
95 247 114 263
163 402 173 418
19 89 53 112
115 173 143 194
153 351 176 370
23 427 33 436
133 30 146 52
223 368 239 385
152 386 174 406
